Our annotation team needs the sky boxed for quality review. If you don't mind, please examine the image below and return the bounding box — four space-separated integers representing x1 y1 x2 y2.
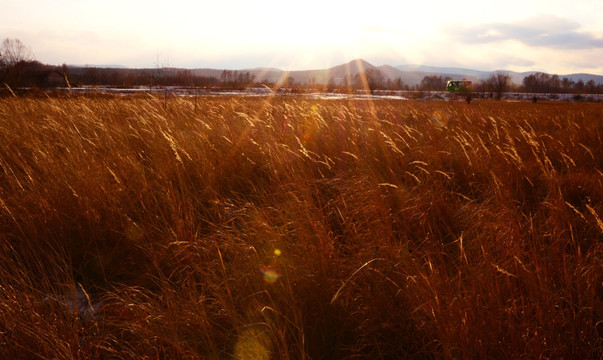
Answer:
1 0 602 74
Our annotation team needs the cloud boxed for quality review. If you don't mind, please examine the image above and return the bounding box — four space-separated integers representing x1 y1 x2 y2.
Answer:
452 15 603 49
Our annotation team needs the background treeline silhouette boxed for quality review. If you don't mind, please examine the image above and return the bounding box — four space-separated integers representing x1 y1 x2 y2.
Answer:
1 38 602 93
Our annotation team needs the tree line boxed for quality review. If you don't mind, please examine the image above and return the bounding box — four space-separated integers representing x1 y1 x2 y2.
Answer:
0 38 45 89
2 38 602 94
521 72 600 93
414 72 603 95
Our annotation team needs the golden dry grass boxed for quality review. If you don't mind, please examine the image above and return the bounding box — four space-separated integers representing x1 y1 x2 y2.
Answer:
0 94 601 359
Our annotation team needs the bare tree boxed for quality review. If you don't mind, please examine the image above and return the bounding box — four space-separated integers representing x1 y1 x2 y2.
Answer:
419 75 450 91
354 68 385 93
585 79 597 93
1 38 35 88
391 77 404 90
485 71 511 99
1 38 33 67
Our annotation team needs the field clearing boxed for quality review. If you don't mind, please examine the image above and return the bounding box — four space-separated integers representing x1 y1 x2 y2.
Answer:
41 86 603 102
0 95 601 359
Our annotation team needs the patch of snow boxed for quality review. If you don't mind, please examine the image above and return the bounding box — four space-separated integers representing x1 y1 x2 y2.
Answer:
49 87 603 102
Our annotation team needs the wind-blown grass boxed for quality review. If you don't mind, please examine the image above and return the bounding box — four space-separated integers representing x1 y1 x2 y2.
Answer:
0 95 601 359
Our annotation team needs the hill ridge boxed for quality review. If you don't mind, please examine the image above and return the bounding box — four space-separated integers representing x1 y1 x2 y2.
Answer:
68 59 603 86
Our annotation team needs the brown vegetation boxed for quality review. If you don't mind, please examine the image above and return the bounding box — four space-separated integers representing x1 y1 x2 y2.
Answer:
0 95 601 359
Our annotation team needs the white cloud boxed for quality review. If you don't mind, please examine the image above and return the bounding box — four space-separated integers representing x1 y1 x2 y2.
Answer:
1 1 602 73
452 15 603 49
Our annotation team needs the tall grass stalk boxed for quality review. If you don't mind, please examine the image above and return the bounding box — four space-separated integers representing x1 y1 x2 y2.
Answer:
0 95 600 359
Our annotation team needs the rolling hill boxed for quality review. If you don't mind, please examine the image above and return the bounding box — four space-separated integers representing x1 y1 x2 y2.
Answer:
199 59 603 86
68 59 603 87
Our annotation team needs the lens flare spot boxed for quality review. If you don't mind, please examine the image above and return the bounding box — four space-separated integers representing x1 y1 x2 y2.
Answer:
234 327 271 360
124 222 144 242
274 248 282 256
431 109 449 127
260 265 282 284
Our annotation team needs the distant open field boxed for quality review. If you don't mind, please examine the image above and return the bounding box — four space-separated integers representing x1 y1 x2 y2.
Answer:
36 85 603 102
0 95 601 359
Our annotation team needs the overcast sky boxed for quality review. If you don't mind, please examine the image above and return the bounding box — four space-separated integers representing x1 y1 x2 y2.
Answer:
1 0 602 74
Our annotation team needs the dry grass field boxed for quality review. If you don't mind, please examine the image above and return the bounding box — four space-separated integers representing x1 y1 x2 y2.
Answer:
0 95 601 359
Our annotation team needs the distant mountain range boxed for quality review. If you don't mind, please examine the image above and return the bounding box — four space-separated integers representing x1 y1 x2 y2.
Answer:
70 59 603 86
196 59 603 86
70 64 129 69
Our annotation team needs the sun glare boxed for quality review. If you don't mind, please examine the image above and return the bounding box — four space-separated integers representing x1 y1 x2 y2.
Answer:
1 0 601 72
